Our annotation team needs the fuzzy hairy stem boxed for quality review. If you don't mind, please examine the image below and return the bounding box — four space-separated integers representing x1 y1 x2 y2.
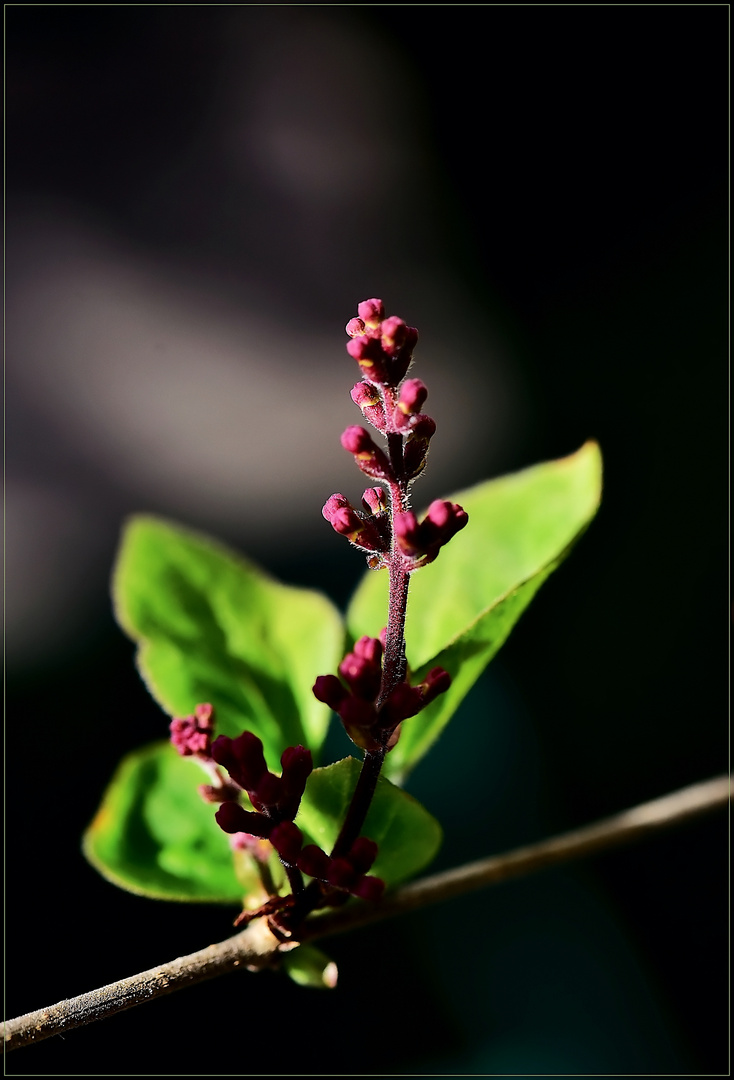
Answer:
4 774 728 1054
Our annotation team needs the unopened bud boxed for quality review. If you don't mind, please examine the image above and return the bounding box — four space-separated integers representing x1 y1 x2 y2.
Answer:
346 334 390 384
419 667 452 704
393 511 423 558
362 486 388 515
297 844 331 880
270 821 304 864
351 382 387 432
397 378 428 415
339 651 382 701
327 857 359 891
353 875 385 902
425 500 469 544
313 674 348 711
353 635 383 665
357 298 385 327
380 315 408 357
380 681 424 724
211 731 268 792
348 837 379 874
340 426 392 480
403 415 437 479
215 801 272 838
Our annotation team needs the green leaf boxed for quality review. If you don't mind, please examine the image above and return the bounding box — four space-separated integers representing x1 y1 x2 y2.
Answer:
347 442 603 780
113 516 345 767
83 741 245 903
281 944 339 989
296 757 442 885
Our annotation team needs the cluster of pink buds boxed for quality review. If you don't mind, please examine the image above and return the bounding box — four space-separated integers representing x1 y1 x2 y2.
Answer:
313 634 451 751
323 299 468 571
394 499 469 569
269 822 384 902
170 702 215 756
170 707 312 835
169 703 239 803
345 298 418 389
211 732 313 838
170 708 386 910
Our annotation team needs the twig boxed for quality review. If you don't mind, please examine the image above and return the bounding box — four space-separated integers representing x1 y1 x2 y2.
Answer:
4 774 728 1053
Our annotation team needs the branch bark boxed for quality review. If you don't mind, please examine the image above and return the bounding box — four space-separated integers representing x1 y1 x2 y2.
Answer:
4 773 728 1054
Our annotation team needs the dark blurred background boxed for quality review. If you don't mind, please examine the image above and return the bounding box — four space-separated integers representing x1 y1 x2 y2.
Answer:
5 5 728 1075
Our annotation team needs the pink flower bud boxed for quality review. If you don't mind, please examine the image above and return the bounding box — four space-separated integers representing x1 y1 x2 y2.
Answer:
419 667 452 704
215 801 272 838
297 844 331 880
403 415 437 478
270 821 304 865
351 381 387 431
346 317 366 337
393 511 423 558
279 746 313 817
380 682 424 724
351 382 380 409
170 703 215 757
327 857 359 891
250 770 282 811
211 731 268 792
346 334 390 384
280 744 313 786
348 837 379 875
322 494 385 552
362 486 388 515
357 298 385 327
353 635 383 665
337 696 379 750
340 425 374 454
353 875 385 902
312 674 348 711
397 378 428 416
380 315 408 357
340 426 392 481
425 500 469 543
322 493 351 523
339 651 382 701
